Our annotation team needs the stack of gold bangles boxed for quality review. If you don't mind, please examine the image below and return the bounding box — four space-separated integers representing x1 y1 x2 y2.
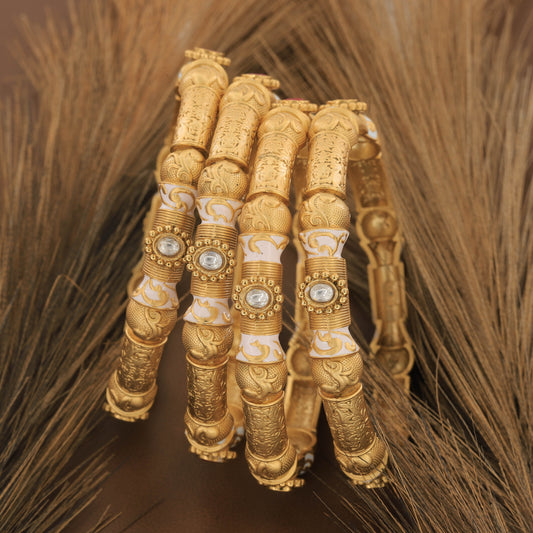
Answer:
104 48 414 491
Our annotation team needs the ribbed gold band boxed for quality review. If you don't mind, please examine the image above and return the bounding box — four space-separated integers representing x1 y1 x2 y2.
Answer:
191 275 234 298
305 257 346 277
142 257 185 282
242 261 282 282
195 224 238 249
240 312 282 335
153 210 195 236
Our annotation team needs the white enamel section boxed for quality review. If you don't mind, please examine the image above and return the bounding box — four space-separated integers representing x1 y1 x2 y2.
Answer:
309 326 360 358
361 114 378 141
299 229 349 258
184 296 231 325
132 275 179 309
159 183 197 215
239 234 289 263
236 333 285 363
196 197 243 227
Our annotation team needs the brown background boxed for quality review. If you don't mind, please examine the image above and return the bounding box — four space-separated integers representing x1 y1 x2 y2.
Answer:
0 2 381 532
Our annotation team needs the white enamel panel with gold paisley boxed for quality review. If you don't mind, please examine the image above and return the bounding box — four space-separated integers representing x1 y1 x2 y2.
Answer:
236 333 285 364
183 296 232 325
239 233 289 263
298 228 349 258
196 197 243 226
132 275 179 309
309 326 360 359
158 183 197 214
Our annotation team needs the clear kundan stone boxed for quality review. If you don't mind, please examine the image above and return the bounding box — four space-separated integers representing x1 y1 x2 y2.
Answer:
245 288 270 309
198 250 223 271
156 236 181 257
309 283 334 303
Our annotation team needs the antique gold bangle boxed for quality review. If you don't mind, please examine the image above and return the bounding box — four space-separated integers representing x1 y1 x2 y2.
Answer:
348 108 414 391
182 73 279 462
298 100 388 487
104 49 230 421
233 99 314 491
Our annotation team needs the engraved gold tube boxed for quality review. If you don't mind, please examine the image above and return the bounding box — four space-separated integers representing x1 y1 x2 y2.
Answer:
234 101 311 491
105 49 230 422
183 74 277 462
298 101 388 487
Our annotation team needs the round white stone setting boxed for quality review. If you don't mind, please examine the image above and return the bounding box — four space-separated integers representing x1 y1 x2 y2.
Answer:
245 288 270 309
198 250 223 271
309 283 335 303
156 236 182 257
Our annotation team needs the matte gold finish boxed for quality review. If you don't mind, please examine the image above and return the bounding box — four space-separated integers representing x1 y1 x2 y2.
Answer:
298 102 389 488
234 100 313 491
349 113 414 391
183 73 278 462
105 50 230 421
108 53 412 491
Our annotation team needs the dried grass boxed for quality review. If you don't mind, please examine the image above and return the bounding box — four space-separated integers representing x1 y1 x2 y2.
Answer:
0 1 287 530
252 0 533 531
1 0 531 531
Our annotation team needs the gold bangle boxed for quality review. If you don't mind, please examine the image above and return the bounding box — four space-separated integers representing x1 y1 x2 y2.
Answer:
182 72 279 463
297 100 389 488
104 48 230 421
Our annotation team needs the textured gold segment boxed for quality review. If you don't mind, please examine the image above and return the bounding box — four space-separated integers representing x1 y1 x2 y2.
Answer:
208 77 273 168
305 257 347 278
308 304 351 330
242 395 289 458
172 58 229 152
160 148 205 186
310 356 363 399
305 106 359 199
186 355 228 422
142 257 185 283
238 196 292 234
198 161 248 199
349 158 389 209
299 192 351 231
184 353 235 460
182 323 233 364
126 300 177 343
248 105 311 202
322 386 376 452
236 361 287 402
116 328 167 394
245 445 301 490
185 47 231 66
